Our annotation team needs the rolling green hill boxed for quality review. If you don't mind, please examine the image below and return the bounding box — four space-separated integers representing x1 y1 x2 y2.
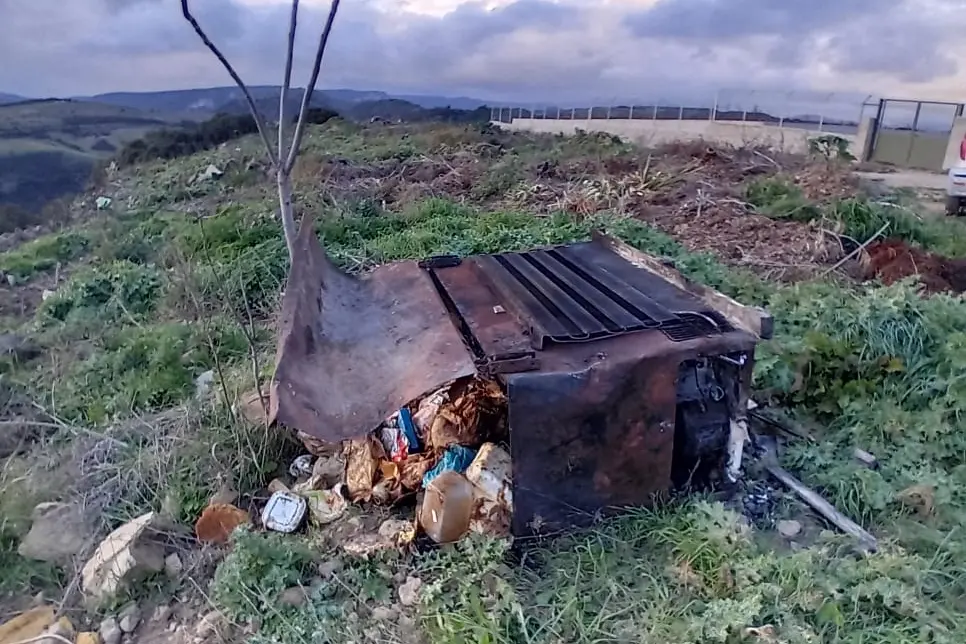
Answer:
0 99 184 212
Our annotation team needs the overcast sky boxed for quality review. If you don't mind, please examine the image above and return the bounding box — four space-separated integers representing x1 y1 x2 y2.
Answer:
1 0 963 107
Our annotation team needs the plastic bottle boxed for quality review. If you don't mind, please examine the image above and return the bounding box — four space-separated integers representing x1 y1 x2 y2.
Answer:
419 471 474 543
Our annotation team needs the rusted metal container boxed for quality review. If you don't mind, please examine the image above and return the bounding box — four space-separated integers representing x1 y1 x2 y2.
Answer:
272 221 771 537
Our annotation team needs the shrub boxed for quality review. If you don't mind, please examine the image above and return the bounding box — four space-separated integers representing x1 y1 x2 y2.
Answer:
0 231 89 279
57 321 248 423
37 260 163 326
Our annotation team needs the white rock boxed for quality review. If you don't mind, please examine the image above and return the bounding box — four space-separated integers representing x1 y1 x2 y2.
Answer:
164 553 184 578
118 602 141 633
371 606 397 621
95 196 112 210
777 519 803 539
41 289 56 301
81 512 167 600
152 605 172 623
202 164 224 180
194 611 227 640
194 370 215 399
397 576 422 607
99 617 122 644
18 502 93 565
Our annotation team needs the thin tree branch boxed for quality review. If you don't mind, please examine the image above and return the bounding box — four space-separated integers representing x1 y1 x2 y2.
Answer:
181 0 279 167
279 0 300 161
284 0 342 173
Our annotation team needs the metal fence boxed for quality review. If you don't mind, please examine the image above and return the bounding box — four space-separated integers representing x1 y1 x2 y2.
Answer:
491 89 876 136
868 98 965 170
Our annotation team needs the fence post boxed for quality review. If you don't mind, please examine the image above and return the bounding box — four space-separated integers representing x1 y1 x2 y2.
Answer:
606 103 612 119
652 103 658 121
711 91 718 122
629 104 634 119
678 104 684 121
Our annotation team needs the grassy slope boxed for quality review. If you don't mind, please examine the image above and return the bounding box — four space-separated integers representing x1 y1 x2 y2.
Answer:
2 121 966 643
0 99 180 209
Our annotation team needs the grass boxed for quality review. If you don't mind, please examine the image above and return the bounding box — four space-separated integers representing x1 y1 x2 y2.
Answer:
746 176 966 257
3 122 966 642
0 230 90 279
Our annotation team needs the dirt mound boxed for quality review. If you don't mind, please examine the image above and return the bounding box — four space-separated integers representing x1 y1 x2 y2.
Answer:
794 164 859 203
865 239 966 293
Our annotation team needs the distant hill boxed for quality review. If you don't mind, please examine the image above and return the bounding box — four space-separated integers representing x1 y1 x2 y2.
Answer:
77 86 489 116
0 99 180 211
0 92 28 105
0 86 494 216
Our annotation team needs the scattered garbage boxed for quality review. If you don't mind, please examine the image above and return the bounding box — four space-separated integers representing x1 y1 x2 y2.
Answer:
422 445 477 488
466 443 513 537
288 454 314 479
380 408 421 461
262 491 307 533
256 232 780 546
419 471 475 543
344 436 384 502
196 163 224 182
195 503 250 544
378 518 416 547
95 196 112 210
465 442 512 507
304 484 348 526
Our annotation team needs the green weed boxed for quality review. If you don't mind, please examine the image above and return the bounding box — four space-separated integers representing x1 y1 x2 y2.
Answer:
0 231 89 279
212 528 403 644
54 320 248 424
37 260 163 326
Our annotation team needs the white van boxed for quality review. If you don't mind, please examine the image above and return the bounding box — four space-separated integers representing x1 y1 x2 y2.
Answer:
947 134 966 215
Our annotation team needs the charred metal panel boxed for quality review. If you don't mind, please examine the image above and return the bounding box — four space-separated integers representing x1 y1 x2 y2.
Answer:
470 242 732 349
505 348 678 534
270 218 476 443
429 259 537 376
501 330 757 536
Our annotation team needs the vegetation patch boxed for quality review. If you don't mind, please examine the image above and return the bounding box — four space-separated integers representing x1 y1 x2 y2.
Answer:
37 260 163 326
54 320 248 424
0 230 90 279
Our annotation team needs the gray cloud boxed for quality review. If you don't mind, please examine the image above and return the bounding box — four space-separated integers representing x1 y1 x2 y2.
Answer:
0 0 963 102
623 0 964 85
623 0 893 41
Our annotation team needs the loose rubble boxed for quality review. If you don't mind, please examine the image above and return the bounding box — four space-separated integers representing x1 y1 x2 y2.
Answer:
17 501 93 565
80 512 170 601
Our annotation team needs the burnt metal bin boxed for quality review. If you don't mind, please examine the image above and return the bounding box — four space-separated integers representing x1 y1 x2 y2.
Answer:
271 219 772 538
426 234 771 536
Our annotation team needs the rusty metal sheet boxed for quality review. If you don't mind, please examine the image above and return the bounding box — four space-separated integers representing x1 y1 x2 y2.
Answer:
470 241 734 350
429 259 537 375
270 218 476 443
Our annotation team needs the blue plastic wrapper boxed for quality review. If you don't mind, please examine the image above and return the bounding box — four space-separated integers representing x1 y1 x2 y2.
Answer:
422 445 478 488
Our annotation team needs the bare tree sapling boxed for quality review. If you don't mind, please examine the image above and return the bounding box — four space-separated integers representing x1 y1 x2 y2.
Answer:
180 0 342 258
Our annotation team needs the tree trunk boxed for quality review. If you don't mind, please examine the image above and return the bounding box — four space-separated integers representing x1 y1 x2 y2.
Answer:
277 170 297 258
